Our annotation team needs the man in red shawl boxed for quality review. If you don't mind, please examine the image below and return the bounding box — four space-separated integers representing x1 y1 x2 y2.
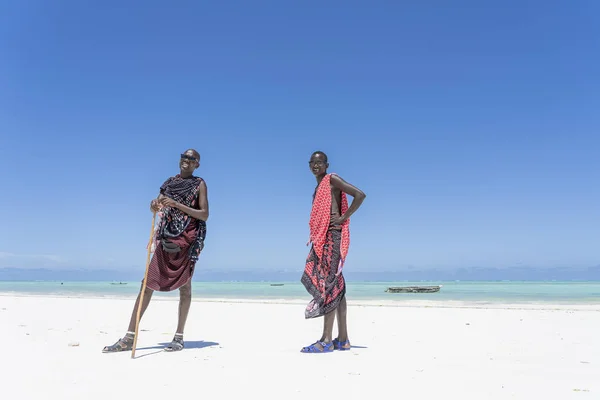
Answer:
103 149 209 353
300 151 366 353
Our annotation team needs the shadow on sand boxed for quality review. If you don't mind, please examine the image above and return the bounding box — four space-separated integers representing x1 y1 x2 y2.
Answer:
134 340 219 358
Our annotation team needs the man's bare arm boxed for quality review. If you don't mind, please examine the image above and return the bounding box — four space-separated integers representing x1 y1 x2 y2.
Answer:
196 180 209 221
330 174 366 221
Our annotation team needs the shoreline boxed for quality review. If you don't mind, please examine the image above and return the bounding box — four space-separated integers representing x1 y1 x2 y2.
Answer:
1 291 599 311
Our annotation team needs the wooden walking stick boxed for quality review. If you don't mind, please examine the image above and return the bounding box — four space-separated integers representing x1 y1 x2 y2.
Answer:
131 211 157 359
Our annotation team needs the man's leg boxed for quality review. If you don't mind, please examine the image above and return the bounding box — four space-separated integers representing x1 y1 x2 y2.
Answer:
176 280 192 334
319 308 337 344
334 296 351 349
317 296 349 349
336 296 348 340
165 280 192 351
126 284 154 332
102 283 154 352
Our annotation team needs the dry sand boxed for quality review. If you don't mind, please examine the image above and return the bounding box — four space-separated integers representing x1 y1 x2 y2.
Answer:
1 295 599 399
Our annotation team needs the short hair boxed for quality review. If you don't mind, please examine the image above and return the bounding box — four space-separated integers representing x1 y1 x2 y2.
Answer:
186 149 200 160
311 151 328 162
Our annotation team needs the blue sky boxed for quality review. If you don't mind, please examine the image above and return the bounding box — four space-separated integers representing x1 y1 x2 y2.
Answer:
1 0 599 274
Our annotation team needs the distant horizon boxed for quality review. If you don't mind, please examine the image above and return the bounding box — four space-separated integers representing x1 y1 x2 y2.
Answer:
1 265 599 282
2 263 599 272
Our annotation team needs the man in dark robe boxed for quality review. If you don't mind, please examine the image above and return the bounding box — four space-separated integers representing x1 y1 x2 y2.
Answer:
103 149 209 353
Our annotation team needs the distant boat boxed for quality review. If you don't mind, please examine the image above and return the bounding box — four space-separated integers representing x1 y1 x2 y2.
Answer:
110 282 128 285
270 283 284 287
385 285 441 294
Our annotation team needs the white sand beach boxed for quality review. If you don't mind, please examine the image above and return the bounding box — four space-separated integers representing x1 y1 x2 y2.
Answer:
1 295 599 399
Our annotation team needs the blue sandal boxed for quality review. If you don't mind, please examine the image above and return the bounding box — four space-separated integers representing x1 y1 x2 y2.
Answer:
300 341 334 353
333 338 351 350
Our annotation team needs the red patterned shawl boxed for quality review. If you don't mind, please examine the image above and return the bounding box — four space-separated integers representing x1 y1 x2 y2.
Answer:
308 173 350 274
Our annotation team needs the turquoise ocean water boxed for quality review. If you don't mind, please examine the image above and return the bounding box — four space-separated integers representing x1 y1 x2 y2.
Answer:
0 281 599 304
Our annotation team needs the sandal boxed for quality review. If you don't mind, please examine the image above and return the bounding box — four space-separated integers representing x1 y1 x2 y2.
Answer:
102 336 133 353
300 341 334 353
164 336 184 352
333 338 351 350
